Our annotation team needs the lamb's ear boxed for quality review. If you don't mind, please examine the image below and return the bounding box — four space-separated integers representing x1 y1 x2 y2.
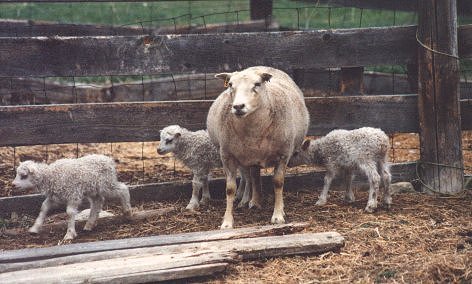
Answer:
174 132 181 138
301 139 311 151
215 73 232 82
260 72 272 82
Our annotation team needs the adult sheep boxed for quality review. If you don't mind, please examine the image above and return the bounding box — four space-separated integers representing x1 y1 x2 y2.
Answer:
207 66 310 229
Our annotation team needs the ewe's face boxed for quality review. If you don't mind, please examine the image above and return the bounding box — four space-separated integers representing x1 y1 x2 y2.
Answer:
215 71 272 118
12 161 36 190
157 126 181 155
287 140 312 167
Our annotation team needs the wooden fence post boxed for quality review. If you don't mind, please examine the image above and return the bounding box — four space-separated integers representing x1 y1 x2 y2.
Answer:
417 0 463 193
250 0 273 21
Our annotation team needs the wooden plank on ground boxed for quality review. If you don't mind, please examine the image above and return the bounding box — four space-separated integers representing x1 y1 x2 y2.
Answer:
0 223 309 263
0 231 344 283
0 26 419 77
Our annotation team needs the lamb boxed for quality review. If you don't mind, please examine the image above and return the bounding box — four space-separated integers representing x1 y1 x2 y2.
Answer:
157 125 253 210
12 154 132 240
288 127 392 213
207 66 310 229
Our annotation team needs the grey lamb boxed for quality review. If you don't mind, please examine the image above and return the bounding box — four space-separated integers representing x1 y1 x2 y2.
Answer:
157 125 252 211
289 127 392 212
12 154 132 240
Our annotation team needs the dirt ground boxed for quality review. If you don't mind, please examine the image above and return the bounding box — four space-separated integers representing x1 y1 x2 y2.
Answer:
0 132 471 283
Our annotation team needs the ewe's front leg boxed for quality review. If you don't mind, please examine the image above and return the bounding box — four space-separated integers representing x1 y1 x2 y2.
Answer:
271 162 286 224
64 203 79 240
221 159 238 229
29 197 52 234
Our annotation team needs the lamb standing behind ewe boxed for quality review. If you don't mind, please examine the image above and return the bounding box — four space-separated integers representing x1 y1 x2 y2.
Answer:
288 127 392 212
12 154 132 240
157 125 252 210
208 66 310 229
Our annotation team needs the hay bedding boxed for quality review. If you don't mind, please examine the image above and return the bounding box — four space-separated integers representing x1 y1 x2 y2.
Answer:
0 133 471 282
1 189 471 283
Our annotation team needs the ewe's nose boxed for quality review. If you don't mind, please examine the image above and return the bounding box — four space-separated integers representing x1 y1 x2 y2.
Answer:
157 148 164 155
232 104 245 111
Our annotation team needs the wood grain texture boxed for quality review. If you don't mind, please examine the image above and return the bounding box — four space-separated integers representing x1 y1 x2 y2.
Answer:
417 0 463 193
0 223 308 264
340 67 364 96
0 162 418 218
0 26 418 77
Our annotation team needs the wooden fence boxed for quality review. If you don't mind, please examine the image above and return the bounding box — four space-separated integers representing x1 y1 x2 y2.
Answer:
0 0 470 200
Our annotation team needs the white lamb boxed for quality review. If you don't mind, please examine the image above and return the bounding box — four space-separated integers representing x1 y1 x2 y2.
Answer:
12 154 132 240
288 127 392 213
157 125 252 210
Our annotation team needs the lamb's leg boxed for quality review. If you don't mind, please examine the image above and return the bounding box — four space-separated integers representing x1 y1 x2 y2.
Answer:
249 166 262 210
117 183 132 218
84 197 103 231
316 169 336 206
64 203 79 240
237 167 251 208
271 161 287 224
361 163 381 213
380 163 392 209
200 175 211 205
221 158 238 229
186 175 203 211
29 197 52 234
343 169 355 203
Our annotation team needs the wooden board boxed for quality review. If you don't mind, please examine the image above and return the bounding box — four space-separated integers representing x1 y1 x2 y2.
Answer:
0 26 420 77
0 231 344 282
0 223 308 264
0 162 419 217
0 95 464 146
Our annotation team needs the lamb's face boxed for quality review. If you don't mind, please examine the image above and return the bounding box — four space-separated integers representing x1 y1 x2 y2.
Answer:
157 125 181 155
12 161 37 190
215 71 272 118
287 139 313 167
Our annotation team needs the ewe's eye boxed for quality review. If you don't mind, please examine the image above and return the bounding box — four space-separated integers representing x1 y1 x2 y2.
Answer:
254 82 261 87
20 173 28 180
165 138 173 144
228 82 232 87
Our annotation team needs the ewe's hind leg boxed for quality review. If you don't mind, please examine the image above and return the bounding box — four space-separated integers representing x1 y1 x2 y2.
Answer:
360 162 381 213
316 169 336 206
235 168 246 202
271 162 286 224
200 176 211 205
381 163 392 209
249 166 262 210
29 197 53 234
187 174 204 211
64 203 79 240
343 169 355 203
84 196 104 231
237 167 251 208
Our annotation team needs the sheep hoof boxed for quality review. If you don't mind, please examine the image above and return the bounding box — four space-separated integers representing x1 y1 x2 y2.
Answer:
248 200 262 210
83 223 94 231
271 214 285 224
237 199 248 208
315 199 327 206
63 231 77 240
185 203 199 211
28 227 40 234
199 197 210 206
220 220 233 229
344 195 355 203
364 202 377 213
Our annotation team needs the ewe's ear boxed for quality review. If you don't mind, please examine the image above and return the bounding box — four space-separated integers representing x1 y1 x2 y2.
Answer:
260 72 272 82
301 139 311 151
215 73 232 81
